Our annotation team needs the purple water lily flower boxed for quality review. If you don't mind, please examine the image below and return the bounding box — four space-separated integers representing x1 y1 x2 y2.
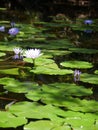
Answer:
84 20 93 25
13 54 23 60
0 26 5 32
13 47 23 60
8 27 19 36
13 47 23 55
74 69 81 82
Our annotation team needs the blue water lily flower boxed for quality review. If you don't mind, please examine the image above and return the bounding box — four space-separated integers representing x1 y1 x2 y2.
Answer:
0 26 5 32
8 27 19 36
84 19 93 25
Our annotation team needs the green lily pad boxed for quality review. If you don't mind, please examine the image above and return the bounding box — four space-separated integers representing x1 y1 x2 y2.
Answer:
65 117 94 130
94 70 98 74
0 68 19 75
30 66 73 75
23 120 60 130
0 52 6 57
9 101 65 121
25 83 93 113
0 77 39 93
24 57 73 75
69 48 98 54
0 45 15 51
80 73 98 84
23 57 54 65
43 50 72 56
0 111 27 128
60 60 93 69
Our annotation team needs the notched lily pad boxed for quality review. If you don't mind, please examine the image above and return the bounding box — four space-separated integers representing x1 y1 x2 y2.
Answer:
23 120 60 130
0 111 27 128
60 60 93 69
0 77 39 93
80 73 98 84
25 83 93 107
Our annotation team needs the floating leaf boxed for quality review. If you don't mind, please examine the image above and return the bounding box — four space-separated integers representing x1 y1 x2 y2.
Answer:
69 48 98 54
23 120 59 130
0 68 19 75
0 111 27 128
23 57 54 65
43 49 72 56
0 45 15 51
65 117 94 130
0 77 39 93
94 70 98 74
80 73 98 84
9 101 66 121
60 60 93 69
25 83 93 112
30 66 73 75
0 52 6 57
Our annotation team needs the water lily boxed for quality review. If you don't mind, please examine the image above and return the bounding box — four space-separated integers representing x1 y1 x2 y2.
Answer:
8 27 19 36
13 47 23 60
84 19 93 25
24 49 42 59
13 47 23 55
74 69 81 82
24 49 42 67
0 26 5 32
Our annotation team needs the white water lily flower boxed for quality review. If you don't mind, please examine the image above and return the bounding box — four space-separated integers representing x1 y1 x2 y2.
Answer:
24 49 42 59
13 47 23 55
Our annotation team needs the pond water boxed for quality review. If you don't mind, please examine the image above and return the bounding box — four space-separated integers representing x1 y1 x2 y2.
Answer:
0 9 98 130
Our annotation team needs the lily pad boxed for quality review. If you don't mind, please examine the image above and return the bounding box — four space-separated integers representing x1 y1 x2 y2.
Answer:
0 111 27 128
23 120 60 130
0 77 39 93
0 45 15 51
94 70 98 74
0 68 19 75
80 73 98 84
0 52 6 57
60 60 93 69
30 66 73 75
69 48 98 54
9 101 66 121
26 83 92 102
24 57 73 75
43 49 72 57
